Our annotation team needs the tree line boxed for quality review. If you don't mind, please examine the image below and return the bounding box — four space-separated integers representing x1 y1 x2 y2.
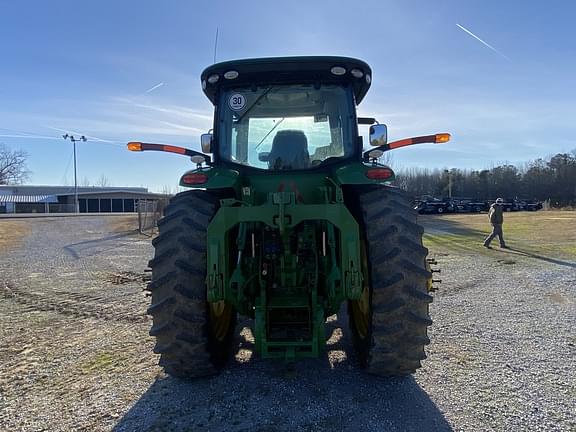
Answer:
395 151 576 207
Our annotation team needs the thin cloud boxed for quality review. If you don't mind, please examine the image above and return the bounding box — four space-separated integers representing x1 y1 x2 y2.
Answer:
145 82 165 93
113 97 213 121
158 120 206 134
456 23 511 61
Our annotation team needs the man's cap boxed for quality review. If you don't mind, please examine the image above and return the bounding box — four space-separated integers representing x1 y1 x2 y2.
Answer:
496 198 504 203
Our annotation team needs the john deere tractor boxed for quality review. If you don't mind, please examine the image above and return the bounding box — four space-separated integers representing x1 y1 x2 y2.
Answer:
128 56 450 377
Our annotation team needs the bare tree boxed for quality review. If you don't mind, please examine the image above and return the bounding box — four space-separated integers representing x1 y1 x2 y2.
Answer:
380 151 394 168
0 144 30 185
81 176 91 187
95 174 111 187
161 185 179 196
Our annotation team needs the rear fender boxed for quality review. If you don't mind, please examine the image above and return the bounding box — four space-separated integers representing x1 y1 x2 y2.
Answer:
334 162 395 185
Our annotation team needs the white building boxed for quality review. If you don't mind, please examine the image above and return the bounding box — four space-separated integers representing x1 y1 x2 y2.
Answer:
0 185 165 214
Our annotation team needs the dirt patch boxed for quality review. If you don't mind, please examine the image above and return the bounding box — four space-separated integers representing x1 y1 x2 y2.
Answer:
0 281 148 323
0 220 31 251
545 291 571 304
106 270 151 285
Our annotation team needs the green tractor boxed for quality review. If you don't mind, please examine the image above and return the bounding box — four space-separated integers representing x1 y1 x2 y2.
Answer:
128 56 450 377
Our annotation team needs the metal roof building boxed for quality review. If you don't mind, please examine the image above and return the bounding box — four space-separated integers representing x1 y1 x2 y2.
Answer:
0 185 165 214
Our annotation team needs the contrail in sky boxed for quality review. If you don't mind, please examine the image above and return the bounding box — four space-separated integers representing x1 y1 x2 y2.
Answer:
0 134 61 140
456 23 511 61
145 82 164 93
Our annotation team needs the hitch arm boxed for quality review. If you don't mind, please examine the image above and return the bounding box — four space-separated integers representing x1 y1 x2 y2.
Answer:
127 141 211 164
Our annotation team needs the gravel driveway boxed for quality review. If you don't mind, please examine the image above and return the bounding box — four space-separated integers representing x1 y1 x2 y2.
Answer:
0 216 574 431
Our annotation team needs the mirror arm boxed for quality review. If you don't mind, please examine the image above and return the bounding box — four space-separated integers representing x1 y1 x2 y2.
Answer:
363 134 450 161
128 142 212 164
357 117 376 125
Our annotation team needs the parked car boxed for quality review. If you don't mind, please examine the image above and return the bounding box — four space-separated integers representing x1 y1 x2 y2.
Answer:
414 198 455 214
451 197 489 213
516 200 543 211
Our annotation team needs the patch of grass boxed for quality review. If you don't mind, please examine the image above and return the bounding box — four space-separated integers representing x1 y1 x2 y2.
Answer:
0 220 31 251
80 352 124 373
104 215 139 233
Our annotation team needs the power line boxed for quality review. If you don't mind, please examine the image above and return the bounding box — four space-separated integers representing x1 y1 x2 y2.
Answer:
60 147 74 185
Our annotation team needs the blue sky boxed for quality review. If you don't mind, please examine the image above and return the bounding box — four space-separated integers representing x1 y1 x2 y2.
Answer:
1 0 575 192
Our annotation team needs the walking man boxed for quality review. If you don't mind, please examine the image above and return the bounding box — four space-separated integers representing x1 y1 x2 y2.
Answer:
483 198 507 249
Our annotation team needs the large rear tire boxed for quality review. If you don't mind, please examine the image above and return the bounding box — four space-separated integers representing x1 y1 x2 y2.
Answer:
146 190 236 378
347 186 433 376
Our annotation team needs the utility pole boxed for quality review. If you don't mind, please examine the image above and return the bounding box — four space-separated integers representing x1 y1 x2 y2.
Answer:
62 134 87 213
445 169 453 198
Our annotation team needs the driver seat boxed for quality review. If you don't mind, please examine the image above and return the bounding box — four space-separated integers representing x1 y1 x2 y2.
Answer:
268 130 310 170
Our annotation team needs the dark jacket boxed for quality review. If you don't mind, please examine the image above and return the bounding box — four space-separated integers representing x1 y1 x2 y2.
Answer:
489 204 504 224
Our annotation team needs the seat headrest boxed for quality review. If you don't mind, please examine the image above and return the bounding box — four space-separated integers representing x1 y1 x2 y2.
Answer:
268 130 309 170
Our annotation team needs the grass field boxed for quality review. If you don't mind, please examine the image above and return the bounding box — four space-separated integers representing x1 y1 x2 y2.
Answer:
421 210 576 262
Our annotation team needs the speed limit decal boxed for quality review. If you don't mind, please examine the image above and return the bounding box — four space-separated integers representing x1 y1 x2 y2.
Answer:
228 93 246 111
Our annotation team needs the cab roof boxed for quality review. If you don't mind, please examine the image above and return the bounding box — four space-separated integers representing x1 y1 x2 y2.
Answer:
200 56 372 105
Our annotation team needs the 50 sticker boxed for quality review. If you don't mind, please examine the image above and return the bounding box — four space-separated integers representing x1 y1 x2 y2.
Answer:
228 93 246 111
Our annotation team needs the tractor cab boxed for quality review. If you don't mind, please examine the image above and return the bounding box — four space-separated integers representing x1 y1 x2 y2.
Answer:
199 57 371 171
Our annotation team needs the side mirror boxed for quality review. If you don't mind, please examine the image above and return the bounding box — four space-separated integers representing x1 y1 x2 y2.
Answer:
258 152 270 162
201 133 212 153
369 124 387 146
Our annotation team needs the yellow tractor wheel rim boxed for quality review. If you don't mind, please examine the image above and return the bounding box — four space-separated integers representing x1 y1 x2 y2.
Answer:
350 241 371 339
209 301 233 341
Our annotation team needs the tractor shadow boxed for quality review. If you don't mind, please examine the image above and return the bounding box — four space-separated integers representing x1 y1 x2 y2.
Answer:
113 315 453 432
62 230 140 259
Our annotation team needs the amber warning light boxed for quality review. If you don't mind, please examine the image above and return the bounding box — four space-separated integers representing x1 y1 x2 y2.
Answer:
435 133 451 143
127 142 142 151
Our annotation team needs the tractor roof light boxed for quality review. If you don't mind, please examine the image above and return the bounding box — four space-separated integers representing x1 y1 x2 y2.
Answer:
366 167 394 180
435 133 451 143
350 68 364 78
330 66 347 76
207 74 220 84
127 142 142 151
224 70 239 79
181 173 208 185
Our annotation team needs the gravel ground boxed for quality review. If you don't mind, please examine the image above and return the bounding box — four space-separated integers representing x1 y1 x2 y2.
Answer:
0 216 574 431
